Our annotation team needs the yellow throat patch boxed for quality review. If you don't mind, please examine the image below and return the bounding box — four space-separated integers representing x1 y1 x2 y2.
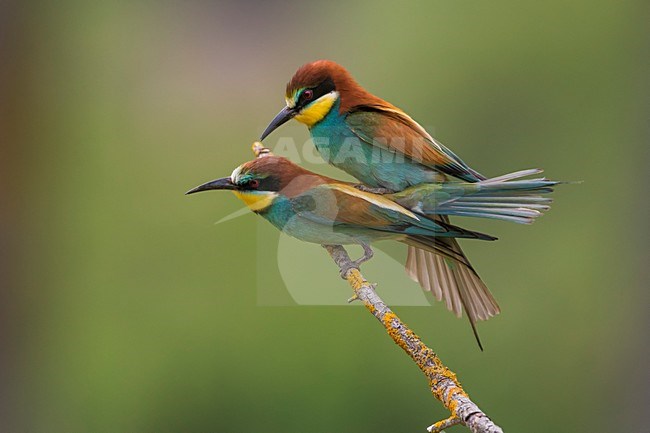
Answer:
292 92 339 127
232 190 277 212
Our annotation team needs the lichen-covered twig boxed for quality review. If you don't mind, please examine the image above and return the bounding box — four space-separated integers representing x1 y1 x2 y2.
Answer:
323 244 504 433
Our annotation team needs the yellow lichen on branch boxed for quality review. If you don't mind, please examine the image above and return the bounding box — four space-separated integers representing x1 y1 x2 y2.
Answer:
380 303 470 421
323 244 504 433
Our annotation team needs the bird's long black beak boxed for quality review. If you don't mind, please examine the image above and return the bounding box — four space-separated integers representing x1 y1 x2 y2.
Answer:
185 177 236 195
260 105 296 140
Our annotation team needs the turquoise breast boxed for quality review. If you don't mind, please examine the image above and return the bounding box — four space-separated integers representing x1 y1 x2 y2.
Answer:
308 100 439 191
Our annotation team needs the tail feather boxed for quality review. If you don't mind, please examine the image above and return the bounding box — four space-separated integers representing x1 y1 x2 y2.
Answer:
403 228 500 350
446 211 539 224
479 168 542 183
393 168 560 224
394 169 563 348
460 196 552 202
441 171 559 223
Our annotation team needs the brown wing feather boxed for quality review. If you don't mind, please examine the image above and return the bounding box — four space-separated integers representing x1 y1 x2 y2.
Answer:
346 108 453 166
293 183 418 229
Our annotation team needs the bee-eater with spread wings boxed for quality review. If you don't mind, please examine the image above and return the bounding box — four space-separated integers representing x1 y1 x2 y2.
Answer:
187 151 559 348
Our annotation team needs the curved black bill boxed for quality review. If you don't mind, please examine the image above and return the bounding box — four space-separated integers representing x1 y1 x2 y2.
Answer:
260 106 296 140
185 177 235 195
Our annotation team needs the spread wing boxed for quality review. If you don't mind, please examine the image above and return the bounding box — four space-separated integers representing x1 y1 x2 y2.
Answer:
345 107 485 182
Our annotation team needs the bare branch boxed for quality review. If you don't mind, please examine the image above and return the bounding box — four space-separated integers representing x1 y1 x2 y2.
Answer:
323 244 504 433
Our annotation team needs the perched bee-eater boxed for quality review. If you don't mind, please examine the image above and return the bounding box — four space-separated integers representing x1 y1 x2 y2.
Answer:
260 59 485 190
187 147 558 348
259 61 557 346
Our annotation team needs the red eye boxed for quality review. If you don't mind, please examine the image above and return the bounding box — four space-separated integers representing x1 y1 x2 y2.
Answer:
249 179 260 188
303 89 313 100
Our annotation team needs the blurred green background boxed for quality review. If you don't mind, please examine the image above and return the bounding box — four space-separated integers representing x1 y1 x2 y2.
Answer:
2 1 648 432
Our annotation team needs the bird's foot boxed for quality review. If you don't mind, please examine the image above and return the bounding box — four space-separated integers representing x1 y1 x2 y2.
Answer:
353 243 374 266
354 184 393 195
337 243 374 279
346 243 374 272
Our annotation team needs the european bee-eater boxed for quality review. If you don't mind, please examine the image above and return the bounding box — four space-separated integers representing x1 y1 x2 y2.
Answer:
187 151 558 348
260 60 485 190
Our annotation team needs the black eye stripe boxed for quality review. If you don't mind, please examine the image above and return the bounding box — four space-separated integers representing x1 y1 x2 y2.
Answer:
314 77 335 99
240 176 281 192
297 77 335 108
